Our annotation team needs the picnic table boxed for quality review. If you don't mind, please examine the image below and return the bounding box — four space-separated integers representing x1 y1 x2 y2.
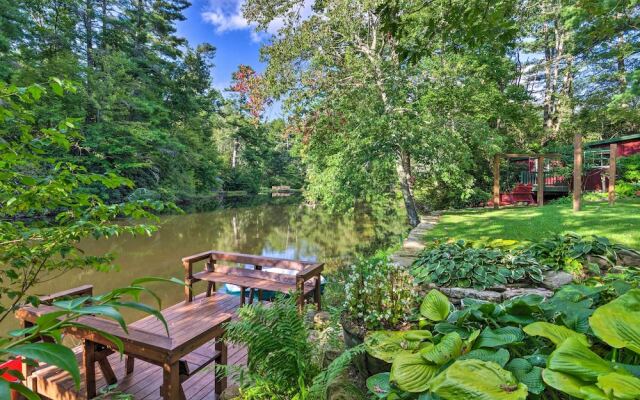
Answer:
16 291 234 400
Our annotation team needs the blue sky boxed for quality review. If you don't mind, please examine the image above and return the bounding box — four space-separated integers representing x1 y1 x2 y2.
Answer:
176 0 313 119
176 0 267 93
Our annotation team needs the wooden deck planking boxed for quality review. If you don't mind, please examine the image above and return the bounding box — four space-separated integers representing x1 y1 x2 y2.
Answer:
27 294 249 400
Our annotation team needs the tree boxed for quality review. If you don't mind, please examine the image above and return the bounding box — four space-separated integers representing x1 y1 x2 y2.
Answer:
244 0 526 224
0 79 167 322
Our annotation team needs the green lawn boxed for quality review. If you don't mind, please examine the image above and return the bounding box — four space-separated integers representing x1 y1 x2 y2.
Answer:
427 199 640 249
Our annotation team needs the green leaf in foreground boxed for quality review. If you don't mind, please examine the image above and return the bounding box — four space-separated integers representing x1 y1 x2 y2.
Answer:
597 372 640 399
541 369 606 400
365 330 430 363
427 360 528 400
546 337 613 382
589 288 640 355
3 342 81 388
523 321 590 347
420 290 451 321
366 372 391 398
459 348 510 367
390 351 439 393
475 326 524 348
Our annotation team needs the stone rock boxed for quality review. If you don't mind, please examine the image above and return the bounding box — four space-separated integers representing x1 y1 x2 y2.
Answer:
440 287 502 302
390 255 417 267
542 271 574 290
487 285 507 293
314 311 332 329
219 385 241 400
618 250 640 266
502 287 553 300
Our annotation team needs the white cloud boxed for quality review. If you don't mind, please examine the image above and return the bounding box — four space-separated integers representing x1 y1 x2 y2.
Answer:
201 0 314 43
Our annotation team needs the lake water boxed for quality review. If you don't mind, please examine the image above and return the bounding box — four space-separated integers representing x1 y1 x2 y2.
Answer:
16 200 407 328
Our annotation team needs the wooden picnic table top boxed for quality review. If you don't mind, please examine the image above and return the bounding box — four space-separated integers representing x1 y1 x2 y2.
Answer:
16 293 234 364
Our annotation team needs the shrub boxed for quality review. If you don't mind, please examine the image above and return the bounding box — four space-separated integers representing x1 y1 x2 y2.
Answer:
411 240 546 290
343 254 418 331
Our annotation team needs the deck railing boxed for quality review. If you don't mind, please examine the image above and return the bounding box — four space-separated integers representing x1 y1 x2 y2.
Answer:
519 171 569 191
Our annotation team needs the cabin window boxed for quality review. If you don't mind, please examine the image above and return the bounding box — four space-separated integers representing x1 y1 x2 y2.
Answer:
586 149 610 168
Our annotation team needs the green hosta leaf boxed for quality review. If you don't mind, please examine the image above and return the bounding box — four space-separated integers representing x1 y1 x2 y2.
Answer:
475 327 524 348
597 372 640 399
542 369 606 400
505 358 545 394
365 330 430 363
458 348 510 367
427 360 528 400
434 322 471 339
547 337 613 382
523 322 590 347
421 332 463 365
420 290 451 322
366 372 391 398
390 351 439 393
589 289 640 354
3 343 81 387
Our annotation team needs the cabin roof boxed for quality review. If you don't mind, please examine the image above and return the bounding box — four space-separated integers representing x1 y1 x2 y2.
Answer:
586 133 640 147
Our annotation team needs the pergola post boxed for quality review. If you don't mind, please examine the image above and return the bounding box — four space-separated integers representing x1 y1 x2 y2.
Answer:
493 154 500 209
537 155 545 206
573 133 583 212
609 143 617 206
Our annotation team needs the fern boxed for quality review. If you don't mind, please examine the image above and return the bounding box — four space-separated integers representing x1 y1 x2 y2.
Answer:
222 295 318 398
307 344 366 400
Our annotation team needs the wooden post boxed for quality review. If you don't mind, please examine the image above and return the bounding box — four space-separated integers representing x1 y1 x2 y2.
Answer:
83 340 97 399
215 340 228 396
573 133 583 212
493 154 501 209
537 155 545 206
609 143 617 205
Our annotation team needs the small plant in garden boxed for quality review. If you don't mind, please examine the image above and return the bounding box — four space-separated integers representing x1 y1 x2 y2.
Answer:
220 296 366 400
361 282 640 399
343 254 418 332
412 240 546 290
527 232 640 274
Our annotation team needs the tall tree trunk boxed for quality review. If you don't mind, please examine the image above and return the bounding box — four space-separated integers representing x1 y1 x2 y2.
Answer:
84 0 96 123
543 18 554 132
617 33 627 94
397 150 420 227
231 137 239 169
101 0 107 52
573 133 582 212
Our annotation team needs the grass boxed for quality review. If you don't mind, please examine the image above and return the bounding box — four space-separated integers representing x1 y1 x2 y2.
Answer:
427 198 640 249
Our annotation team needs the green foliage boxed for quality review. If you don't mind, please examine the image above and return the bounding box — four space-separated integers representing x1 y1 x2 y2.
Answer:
412 240 545 290
527 232 640 273
343 254 418 331
617 155 640 198
222 296 318 399
541 290 640 399
0 279 177 399
0 80 169 322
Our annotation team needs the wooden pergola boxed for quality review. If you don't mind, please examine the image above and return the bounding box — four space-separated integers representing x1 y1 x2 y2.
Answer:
492 152 562 209
493 141 619 210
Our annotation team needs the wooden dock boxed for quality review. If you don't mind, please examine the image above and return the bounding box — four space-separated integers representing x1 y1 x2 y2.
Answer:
22 294 247 400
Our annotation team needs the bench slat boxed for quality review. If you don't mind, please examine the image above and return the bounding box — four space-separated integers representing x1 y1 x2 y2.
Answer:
193 271 317 294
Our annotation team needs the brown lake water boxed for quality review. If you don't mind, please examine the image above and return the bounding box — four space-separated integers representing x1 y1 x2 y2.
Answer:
7 201 407 329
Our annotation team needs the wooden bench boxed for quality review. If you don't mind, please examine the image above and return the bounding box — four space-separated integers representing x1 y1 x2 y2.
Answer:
183 251 324 312
16 286 233 400
511 183 535 204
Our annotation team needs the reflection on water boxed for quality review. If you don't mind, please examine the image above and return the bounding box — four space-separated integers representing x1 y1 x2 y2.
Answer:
18 202 407 327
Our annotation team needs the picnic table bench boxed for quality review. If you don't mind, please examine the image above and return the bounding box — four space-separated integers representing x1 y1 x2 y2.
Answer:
183 251 324 311
16 285 233 400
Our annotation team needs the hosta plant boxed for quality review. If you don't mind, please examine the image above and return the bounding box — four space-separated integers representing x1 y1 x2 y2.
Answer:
536 289 640 399
412 240 545 290
364 290 536 399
